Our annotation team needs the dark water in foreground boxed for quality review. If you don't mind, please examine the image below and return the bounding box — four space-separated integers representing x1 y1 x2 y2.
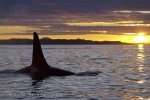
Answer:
0 45 150 100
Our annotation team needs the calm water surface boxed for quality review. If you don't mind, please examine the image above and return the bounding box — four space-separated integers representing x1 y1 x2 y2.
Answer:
0 45 150 100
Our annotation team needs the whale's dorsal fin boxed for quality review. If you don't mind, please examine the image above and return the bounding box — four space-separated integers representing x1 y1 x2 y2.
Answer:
17 32 75 79
32 32 48 66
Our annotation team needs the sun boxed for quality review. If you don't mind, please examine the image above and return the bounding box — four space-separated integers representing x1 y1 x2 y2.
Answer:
133 33 148 44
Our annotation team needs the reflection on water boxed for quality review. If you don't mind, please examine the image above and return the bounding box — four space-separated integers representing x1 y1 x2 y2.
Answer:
126 44 149 100
123 44 150 100
137 44 145 72
123 96 150 100
137 80 145 84
136 44 146 84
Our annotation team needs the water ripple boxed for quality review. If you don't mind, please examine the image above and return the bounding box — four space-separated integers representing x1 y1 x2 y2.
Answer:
0 45 150 99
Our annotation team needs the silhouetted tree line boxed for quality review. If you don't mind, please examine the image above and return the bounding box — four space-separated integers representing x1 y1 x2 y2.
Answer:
0 38 127 45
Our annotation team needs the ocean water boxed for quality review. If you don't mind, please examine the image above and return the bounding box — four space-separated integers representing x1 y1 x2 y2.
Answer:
0 45 150 100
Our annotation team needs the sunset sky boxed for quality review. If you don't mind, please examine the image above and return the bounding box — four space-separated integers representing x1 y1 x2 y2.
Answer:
0 0 150 43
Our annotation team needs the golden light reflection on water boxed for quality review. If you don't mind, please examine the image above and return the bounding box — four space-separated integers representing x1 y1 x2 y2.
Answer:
137 44 145 72
135 44 146 84
123 96 150 100
137 80 145 84
122 44 148 100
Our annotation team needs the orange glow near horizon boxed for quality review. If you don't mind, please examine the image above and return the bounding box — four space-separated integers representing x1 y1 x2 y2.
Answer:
0 23 150 44
0 33 150 43
1 34 150 44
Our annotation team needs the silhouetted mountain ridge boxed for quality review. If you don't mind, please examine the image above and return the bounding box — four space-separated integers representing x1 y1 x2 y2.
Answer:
0 38 129 45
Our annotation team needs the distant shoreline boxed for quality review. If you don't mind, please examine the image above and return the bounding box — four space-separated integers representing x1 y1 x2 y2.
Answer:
0 38 137 45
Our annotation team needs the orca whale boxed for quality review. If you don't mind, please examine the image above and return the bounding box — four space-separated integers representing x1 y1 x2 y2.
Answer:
17 32 75 80
16 32 101 80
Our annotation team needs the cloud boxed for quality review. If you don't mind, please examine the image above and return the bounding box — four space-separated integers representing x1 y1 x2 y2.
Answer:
0 0 150 18
65 21 150 27
0 0 150 35
0 26 42 34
